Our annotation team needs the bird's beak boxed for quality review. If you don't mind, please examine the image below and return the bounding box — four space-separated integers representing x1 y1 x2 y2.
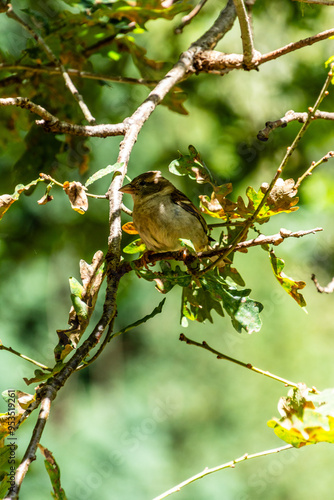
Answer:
119 182 134 194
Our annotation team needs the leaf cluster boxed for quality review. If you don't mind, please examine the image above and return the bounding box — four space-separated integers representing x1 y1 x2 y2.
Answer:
122 145 304 334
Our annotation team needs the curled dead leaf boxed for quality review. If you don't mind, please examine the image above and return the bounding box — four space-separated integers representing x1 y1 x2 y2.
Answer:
261 178 298 211
37 194 54 205
63 181 88 214
0 194 15 219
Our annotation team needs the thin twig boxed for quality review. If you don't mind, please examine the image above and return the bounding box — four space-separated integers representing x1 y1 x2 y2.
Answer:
76 318 115 371
39 173 108 199
180 333 300 387
121 203 133 216
194 28 334 73
259 29 334 65
295 151 334 189
257 110 334 141
174 0 209 34
82 22 136 57
6 5 96 124
311 274 334 293
153 444 294 500
233 0 256 66
0 342 52 371
0 97 125 137
0 64 158 86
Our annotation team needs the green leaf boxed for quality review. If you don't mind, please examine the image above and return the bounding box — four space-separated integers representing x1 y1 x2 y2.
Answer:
181 272 263 333
39 445 68 500
179 238 197 252
123 238 147 254
269 250 306 308
23 365 64 386
205 273 263 333
0 445 14 469
110 298 166 339
182 280 224 323
0 474 9 499
104 0 193 28
85 162 123 187
117 37 169 79
161 90 188 115
136 262 191 293
169 145 213 184
268 386 334 447
69 277 89 320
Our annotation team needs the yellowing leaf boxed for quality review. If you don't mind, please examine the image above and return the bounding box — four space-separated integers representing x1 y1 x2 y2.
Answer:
0 195 15 220
269 250 306 308
268 386 334 448
1 178 42 221
122 222 138 234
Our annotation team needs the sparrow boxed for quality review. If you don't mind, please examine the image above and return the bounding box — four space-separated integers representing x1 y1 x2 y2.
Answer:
119 171 209 252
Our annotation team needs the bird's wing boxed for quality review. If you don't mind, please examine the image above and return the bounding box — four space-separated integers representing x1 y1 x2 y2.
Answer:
171 189 208 235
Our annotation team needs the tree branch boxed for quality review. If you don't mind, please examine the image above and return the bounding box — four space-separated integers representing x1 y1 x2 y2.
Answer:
0 64 158 86
6 4 96 124
153 444 294 500
311 274 334 293
233 0 256 67
118 227 323 275
0 98 125 136
174 0 209 34
295 151 334 189
194 28 334 73
179 333 300 386
257 110 334 141
0 342 51 371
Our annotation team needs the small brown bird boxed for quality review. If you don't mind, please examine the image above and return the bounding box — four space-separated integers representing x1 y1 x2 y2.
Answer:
119 171 209 252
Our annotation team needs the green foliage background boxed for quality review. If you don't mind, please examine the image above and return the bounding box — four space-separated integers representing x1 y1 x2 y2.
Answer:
1 1 334 498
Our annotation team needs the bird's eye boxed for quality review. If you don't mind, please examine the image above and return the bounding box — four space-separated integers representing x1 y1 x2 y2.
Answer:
139 180 147 187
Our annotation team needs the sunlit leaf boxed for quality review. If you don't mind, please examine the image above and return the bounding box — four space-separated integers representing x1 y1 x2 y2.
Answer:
85 162 122 187
0 195 15 220
182 280 224 323
70 277 89 320
136 262 191 293
169 145 213 184
123 238 146 254
268 385 334 447
269 250 306 308
37 182 54 205
181 271 262 333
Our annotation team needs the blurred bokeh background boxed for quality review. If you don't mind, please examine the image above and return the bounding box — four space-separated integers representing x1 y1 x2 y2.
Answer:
1 1 334 498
